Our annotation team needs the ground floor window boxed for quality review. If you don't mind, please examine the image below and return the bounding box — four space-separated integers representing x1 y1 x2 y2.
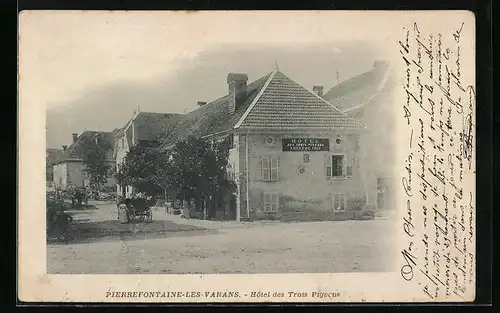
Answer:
333 193 346 212
264 192 279 213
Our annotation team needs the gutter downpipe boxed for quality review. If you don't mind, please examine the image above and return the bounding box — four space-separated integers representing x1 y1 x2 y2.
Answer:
245 132 250 219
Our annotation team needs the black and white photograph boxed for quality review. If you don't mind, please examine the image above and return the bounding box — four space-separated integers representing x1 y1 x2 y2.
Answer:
19 11 476 302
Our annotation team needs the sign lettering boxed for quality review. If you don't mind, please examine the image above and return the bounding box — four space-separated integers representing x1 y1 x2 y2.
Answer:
282 138 330 152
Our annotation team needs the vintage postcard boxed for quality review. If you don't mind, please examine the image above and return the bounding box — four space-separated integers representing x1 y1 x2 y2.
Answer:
18 10 476 303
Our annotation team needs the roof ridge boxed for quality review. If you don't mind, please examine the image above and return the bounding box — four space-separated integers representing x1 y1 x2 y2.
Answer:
342 62 393 114
138 111 181 116
325 71 372 94
180 71 272 119
323 65 387 99
280 71 366 129
239 70 365 129
234 70 278 129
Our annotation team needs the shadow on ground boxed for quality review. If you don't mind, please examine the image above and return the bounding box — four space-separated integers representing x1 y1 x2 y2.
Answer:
68 203 99 210
48 220 218 245
57 202 99 211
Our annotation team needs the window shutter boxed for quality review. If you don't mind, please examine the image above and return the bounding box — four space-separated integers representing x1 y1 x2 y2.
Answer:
326 155 332 178
340 155 345 177
276 157 280 181
271 157 279 181
264 193 271 212
262 156 270 181
254 156 262 181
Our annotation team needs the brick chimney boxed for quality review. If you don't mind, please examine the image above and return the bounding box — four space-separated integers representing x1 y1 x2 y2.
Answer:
313 85 324 97
197 101 207 107
227 73 248 115
72 133 78 143
62 145 67 151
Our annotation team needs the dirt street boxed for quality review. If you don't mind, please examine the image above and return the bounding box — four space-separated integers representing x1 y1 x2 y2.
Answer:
47 201 396 274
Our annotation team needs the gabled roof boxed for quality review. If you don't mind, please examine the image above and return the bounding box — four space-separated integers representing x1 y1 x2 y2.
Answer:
159 72 272 149
322 61 393 113
57 131 115 163
115 112 183 149
159 69 364 150
235 71 364 130
135 112 183 142
46 148 65 166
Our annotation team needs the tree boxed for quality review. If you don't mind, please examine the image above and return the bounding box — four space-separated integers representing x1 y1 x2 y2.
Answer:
115 144 163 198
81 134 112 192
114 135 236 219
166 136 235 218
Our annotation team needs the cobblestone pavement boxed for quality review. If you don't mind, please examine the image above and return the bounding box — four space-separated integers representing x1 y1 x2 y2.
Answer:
47 201 397 274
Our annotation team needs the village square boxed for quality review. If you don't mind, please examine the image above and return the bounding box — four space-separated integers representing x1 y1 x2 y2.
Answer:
46 58 398 274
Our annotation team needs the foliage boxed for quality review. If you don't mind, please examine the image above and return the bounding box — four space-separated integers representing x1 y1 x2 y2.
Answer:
46 193 65 213
166 136 236 207
115 144 164 198
81 134 112 192
116 135 236 218
67 185 88 207
46 192 68 236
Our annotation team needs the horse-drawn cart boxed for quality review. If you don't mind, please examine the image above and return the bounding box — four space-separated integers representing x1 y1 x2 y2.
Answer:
117 198 153 223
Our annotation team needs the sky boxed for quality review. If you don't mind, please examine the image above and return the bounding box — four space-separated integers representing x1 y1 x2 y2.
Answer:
19 11 391 149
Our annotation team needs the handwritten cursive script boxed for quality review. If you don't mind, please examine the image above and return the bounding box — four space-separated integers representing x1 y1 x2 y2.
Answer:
398 20 475 301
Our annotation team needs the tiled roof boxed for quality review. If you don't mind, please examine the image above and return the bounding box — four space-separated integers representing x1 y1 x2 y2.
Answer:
57 131 115 163
46 148 65 166
236 71 364 130
114 112 183 156
159 73 272 149
322 61 392 112
134 112 183 143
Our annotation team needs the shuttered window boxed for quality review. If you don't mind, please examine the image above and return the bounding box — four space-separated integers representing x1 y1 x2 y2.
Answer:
326 154 344 178
262 156 279 182
333 194 346 212
264 192 279 212
326 154 353 179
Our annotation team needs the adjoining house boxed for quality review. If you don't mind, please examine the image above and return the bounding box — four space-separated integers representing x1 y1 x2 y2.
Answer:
114 111 183 198
322 60 397 212
159 69 375 222
46 148 65 183
53 131 116 191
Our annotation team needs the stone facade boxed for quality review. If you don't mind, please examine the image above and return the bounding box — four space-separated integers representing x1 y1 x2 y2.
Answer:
53 160 115 190
228 130 376 221
115 129 133 198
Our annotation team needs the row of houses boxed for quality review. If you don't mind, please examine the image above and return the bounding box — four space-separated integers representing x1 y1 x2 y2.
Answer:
48 61 396 221
50 131 116 191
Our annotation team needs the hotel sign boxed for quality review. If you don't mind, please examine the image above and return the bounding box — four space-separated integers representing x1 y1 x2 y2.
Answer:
282 138 330 152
